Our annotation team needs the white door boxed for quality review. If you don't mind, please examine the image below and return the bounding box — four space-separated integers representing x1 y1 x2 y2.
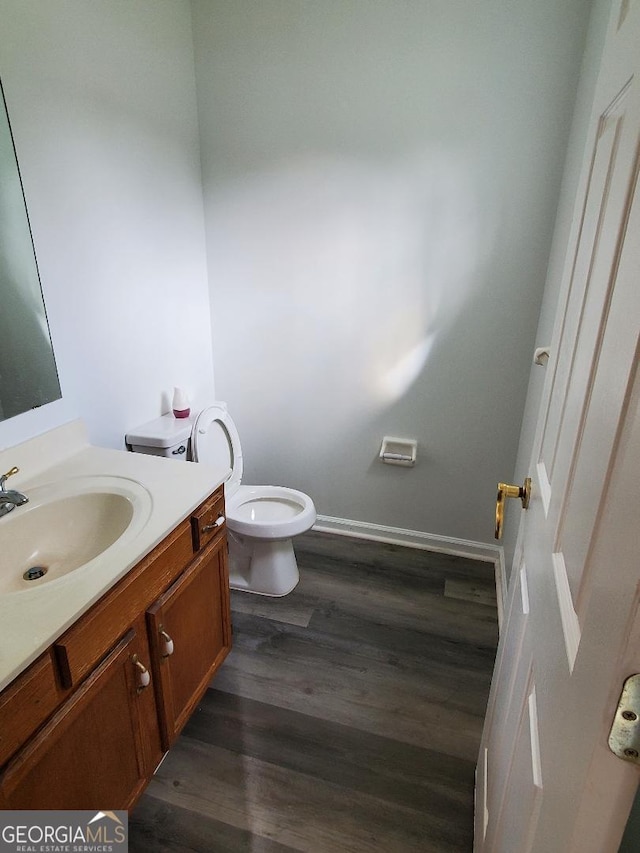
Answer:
475 1 640 851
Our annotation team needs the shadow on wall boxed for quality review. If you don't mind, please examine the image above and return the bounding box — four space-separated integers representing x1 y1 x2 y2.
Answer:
211 150 493 441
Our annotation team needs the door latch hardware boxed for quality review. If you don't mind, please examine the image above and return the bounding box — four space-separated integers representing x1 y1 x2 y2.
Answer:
609 674 640 764
495 477 531 540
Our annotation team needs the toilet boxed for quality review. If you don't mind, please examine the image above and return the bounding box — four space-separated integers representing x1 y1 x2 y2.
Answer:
126 403 316 596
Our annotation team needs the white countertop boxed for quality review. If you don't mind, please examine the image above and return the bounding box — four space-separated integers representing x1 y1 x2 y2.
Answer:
0 420 229 691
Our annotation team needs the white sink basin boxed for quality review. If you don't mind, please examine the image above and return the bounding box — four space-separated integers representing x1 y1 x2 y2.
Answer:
0 476 152 594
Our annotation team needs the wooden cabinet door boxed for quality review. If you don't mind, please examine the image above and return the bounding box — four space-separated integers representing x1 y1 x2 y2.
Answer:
0 623 159 809
147 534 231 748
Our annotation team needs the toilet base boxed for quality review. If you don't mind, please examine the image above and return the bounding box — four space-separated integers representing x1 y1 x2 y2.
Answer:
228 532 300 597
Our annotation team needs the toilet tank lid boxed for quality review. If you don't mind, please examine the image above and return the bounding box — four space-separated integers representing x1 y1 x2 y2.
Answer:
125 413 193 448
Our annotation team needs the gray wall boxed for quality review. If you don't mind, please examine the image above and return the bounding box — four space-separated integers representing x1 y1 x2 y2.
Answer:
192 0 592 543
0 0 214 451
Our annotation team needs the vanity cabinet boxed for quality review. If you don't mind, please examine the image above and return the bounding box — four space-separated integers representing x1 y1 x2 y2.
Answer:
0 620 157 809
0 486 231 810
147 540 229 749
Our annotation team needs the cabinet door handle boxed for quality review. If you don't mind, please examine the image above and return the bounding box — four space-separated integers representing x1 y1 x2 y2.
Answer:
202 515 225 533
159 629 174 658
131 654 151 692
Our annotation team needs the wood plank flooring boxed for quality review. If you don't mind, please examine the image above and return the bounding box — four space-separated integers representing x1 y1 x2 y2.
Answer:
130 531 499 852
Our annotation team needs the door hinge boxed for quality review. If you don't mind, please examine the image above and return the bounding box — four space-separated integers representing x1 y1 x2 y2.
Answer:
609 674 640 764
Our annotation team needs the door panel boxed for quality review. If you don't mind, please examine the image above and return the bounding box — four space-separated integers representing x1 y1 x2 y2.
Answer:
563 153 639 612
495 682 543 853
477 2 640 850
538 99 624 494
478 562 531 844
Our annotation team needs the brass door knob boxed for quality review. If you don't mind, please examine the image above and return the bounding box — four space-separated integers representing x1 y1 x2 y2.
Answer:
495 477 531 540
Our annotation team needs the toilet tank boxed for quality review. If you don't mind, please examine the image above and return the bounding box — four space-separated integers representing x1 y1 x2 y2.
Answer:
125 413 192 461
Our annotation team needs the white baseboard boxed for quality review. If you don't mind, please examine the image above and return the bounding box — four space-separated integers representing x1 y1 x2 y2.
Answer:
312 514 500 563
313 514 507 631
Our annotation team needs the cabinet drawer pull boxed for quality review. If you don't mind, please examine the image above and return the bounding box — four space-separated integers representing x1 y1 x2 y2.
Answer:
202 515 225 533
159 629 174 658
131 654 151 692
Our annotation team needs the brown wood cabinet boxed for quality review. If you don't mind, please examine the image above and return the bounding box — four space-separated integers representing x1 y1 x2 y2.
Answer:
0 486 231 810
147 540 229 748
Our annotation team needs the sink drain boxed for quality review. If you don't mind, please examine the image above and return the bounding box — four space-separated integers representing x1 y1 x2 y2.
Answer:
23 566 48 581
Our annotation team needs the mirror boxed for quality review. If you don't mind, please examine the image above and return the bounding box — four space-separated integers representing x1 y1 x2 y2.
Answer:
0 79 61 421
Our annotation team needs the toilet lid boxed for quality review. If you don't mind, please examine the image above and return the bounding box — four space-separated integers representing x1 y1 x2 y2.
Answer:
192 403 243 496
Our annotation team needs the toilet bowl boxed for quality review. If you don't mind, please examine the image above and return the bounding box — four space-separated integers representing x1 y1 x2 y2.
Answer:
224 485 316 596
192 405 315 596
127 403 316 596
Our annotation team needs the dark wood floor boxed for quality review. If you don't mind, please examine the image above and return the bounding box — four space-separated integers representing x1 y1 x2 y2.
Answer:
130 531 499 852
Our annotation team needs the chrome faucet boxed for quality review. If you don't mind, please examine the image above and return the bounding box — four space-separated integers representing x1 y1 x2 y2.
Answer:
0 466 28 518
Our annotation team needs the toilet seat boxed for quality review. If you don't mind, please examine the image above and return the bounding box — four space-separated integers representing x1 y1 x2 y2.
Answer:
192 404 316 541
226 485 316 539
192 404 243 496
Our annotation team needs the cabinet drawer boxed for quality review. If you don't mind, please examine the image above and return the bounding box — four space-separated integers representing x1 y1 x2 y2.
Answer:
0 651 65 767
55 522 193 688
191 488 225 552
